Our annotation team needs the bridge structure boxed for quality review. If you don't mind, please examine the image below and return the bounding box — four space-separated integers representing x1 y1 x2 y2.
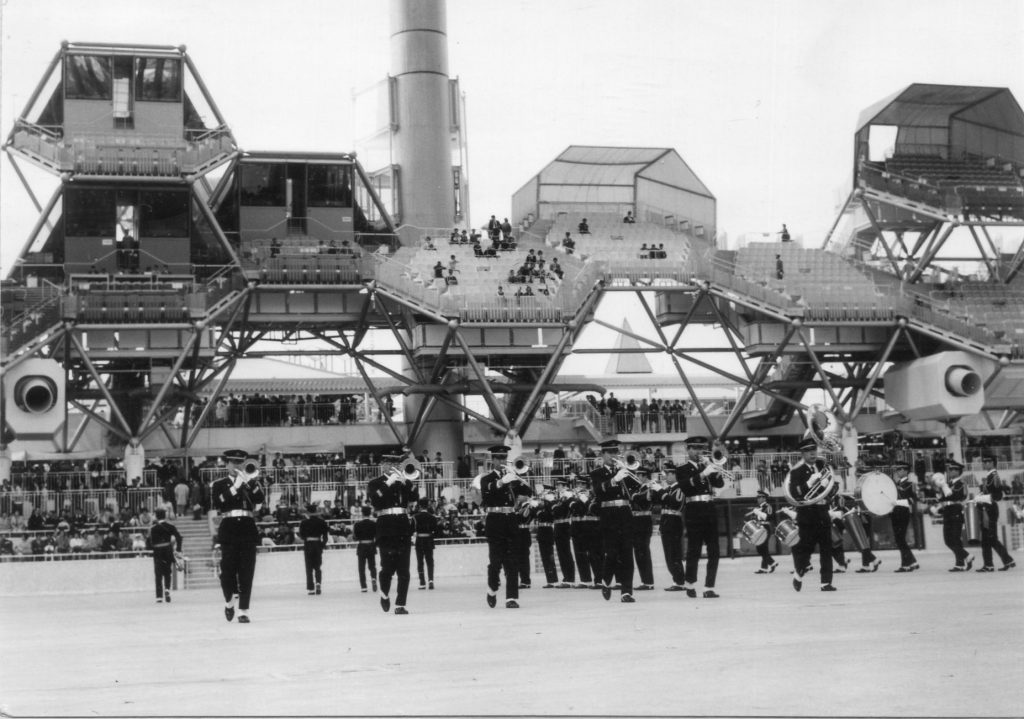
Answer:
2 43 1024 478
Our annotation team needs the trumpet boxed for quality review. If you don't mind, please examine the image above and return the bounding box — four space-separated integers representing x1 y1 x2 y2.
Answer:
614 451 643 481
241 459 261 480
701 442 735 484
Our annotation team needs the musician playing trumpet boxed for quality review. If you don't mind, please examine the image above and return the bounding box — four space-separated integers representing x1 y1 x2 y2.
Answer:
550 479 577 588
478 445 533 608
676 436 725 598
589 439 640 602
628 458 657 591
212 449 266 623
651 462 687 591
366 453 420 614
787 438 837 592
929 460 974 572
891 461 920 572
975 455 1015 572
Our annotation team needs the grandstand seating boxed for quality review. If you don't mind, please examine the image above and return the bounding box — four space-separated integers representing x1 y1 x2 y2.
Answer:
545 213 691 266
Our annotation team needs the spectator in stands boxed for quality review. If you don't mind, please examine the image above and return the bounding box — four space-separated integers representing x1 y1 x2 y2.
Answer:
433 261 444 281
578 218 590 234
423 236 436 251
640 243 649 259
562 233 575 255
776 254 784 280
269 238 281 258
655 243 666 259
487 215 501 242
450 229 461 244
448 255 460 275
445 271 459 286
497 285 506 301
623 211 636 224
550 258 564 279
779 224 791 242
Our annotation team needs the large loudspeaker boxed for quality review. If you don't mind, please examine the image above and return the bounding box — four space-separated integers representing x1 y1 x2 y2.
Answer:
2 358 66 437
883 351 989 421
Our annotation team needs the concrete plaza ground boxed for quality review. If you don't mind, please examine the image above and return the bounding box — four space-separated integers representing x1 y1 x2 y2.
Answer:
1 546 1021 718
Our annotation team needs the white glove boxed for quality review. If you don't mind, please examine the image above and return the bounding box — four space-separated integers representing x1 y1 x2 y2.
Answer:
895 499 910 509
385 474 400 486
499 473 518 486
975 493 992 505
753 510 767 521
829 510 843 521
700 464 719 478
611 468 630 485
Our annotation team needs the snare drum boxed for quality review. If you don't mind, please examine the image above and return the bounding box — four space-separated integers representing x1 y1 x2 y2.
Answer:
843 508 870 551
858 471 898 516
774 518 799 548
741 519 768 547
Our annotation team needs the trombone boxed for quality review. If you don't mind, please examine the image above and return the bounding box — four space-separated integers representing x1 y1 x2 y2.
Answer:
701 442 736 484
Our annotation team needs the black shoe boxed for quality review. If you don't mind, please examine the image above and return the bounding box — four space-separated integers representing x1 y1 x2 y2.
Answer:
156 597 163 603
601 584 612 601
620 594 635 603
308 590 315 595
505 599 519 609
543 583 554 588
820 584 837 592
360 588 367 593
976 566 995 573
372 581 378 592
487 593 497 608
768 562 779 573
793 575 803 592
519 583 531 589
394 606 409 615
418 584 427 590
833 567 846 574
755 569 768 574
685 587 697 598
894 566 913 573
664 584 685 592
429 581 434 589
965 555 975 571
909 563 920 571
237 615 250 623
855 567 872 573
999 561 1016 571
224 606 234 622
380 595 391 613
949 565 966 572
636 584 654 591
703 590 720 598
164 591 171 603
315 584 321 595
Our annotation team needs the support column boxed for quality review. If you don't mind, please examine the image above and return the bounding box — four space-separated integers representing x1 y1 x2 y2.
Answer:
402 363 465 467
0 448 11 483
841 424 859 477
124 443 146 484
944 422 963 465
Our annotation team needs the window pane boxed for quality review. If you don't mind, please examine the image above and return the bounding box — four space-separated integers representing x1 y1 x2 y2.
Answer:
65 55 112 100
308 164 353 207
141 190 189 237
240 164 286 206
134 58 182 102
65 188 116 236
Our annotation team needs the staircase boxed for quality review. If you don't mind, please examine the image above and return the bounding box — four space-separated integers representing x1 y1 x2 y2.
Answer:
175 515 219 590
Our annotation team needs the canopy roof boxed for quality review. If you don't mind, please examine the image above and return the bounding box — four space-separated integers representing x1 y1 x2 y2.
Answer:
533 145 713 198
211 358 398 395
857 84 1024 136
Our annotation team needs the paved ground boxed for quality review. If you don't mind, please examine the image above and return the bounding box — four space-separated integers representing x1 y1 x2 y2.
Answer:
1 547 1021 718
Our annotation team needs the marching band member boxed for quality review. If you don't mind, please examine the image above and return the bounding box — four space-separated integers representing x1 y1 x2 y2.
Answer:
148 507 182 603
531 487 560 588
589 439 638 602
366 454 419 614
568 476 599 588
413 498 438 590
479 445 532 608
750 489 778 574
787 438 836 592
352 505 378 593
930 460 974 572
514 496 533 589
212 449 266 623
652 462 687 590
975 456 1015 572
551 479 577 588
828 493 881 573
298 504 330 595
629 466 656 591
891 461 920 572
676 437 724 598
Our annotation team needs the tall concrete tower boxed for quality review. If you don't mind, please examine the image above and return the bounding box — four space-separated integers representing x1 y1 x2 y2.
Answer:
390 0 456 234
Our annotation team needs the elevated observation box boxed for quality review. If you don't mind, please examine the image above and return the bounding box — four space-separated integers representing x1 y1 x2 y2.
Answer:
4 42 236 180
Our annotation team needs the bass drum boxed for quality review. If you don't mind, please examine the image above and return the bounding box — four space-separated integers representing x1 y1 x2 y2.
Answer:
740 519 768 547
774 518 800 548
858 471 898 516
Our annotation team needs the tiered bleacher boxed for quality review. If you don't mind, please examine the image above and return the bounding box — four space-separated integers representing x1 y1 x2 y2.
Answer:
735 243 892 320
954 280 1024 343
546 213 690 263
239 236 364 285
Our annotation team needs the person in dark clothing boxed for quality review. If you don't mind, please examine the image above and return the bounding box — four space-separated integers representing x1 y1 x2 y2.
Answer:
890 462 920 572
352 506 377 593
478 445 532 608
551 480 577 587
590 439 640 603
298 505 330 595
930 460 974 572
675 437 726 598
366 454 419 614
148 508 182 603
787 438 838 592
629 470 656 591
212 449 265 623
749 489 778 574
775 254 784 280
652 464 686 591
413 498 438 590
530 487 559 588
975 456 1015 572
